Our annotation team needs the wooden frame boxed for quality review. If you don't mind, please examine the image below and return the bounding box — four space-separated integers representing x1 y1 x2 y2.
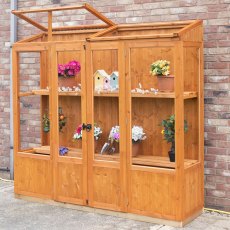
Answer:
12 4 204 227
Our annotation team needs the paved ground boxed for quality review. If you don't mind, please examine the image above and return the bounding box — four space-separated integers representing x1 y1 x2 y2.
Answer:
0 179 230 230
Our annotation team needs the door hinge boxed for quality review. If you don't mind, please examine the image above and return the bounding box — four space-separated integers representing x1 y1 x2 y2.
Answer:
86 199 89 205
83 44 86 50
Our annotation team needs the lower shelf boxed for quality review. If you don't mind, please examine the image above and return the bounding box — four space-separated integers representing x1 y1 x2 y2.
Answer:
132 155 198 169
23 146 198 169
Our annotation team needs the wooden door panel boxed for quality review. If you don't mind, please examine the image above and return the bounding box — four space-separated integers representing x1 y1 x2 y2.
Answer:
15 156 52 199
56 162 84 204
92 166 121 210
129 169 176 220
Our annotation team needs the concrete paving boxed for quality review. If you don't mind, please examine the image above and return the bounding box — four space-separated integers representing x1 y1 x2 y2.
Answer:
0 180 229 230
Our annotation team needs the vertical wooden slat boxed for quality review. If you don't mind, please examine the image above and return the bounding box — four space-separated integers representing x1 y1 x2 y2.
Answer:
174 41 185 220
48 11 52 41
81 42 88 205
198 27 204 208
125 45 132 212
50 44 58 200
118 41 127 211
85 42 94 206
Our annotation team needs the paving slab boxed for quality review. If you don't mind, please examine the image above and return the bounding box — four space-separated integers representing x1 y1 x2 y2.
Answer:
0 180 229 230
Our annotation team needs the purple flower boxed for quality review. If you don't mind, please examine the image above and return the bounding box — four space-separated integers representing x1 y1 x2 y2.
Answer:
114 132 120 140
59 146 69 156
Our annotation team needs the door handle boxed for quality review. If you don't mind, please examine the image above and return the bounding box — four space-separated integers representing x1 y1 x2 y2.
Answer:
82 123 92 132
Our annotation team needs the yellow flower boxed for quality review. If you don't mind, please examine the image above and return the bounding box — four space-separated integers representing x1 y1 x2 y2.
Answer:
161 129 165 134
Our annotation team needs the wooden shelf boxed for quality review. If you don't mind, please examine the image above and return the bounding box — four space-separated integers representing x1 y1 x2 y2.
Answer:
131 91 197 99
94 153 119 161
132 155 198 169
19 89 82 96
33 146 82 158
94 91 119 97
19 90 197 99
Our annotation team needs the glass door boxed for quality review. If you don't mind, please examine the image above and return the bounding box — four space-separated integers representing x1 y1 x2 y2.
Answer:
87 42 126 211
53 43 87 205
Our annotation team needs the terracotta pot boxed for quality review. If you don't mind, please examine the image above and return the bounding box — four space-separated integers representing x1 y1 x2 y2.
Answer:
132 142 140 157
58 76 77 88
157 75 174 92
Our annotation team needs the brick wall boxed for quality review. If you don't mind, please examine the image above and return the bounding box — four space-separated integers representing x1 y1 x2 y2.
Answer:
1 0 229 211
0 0 11 169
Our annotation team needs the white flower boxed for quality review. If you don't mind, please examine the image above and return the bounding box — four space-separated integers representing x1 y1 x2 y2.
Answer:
132 126 146 142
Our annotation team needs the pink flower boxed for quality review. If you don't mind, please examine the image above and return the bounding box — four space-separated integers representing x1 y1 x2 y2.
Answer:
76 125 82 134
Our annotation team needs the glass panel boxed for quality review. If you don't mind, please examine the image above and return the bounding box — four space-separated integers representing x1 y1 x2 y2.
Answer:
57 50 82 158
92 49 120 161
184 99 199 164
131 98 174 168
19 95 50 155
129 46 176 168
19 51 49 93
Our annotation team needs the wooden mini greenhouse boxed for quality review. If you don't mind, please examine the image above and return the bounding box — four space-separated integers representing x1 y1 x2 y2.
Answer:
12 4 204 227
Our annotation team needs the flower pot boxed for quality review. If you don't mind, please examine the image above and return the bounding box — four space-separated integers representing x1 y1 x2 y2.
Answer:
168 150 175 162
157 75 174 92
58 76 77 88
132 142 140 157
168 141 175 162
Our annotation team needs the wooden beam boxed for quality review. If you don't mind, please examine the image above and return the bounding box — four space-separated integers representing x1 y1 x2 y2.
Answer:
52 24 108 32
47 11 52 41
118 21 195 28
84 3 115 26
17 33 45 43
88 33 179 41
12 5 84 14
177 20 202 36
89 25 118 39
12 12 47 31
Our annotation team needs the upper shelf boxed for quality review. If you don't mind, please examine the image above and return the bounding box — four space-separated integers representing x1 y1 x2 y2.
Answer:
18 89 198 99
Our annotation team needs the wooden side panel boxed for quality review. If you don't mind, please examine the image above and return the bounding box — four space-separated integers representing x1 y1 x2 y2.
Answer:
129 170 176 220
56 162 83 204
132 98 174 157
184 47 199 91
15 156 52 198
182 25 202 42
92 166 121 210
184 163 203 219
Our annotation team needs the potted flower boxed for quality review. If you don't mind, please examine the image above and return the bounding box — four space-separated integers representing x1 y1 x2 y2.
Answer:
161 114 188 162
150 60 174 92
132 125 146 157
58 60 81 87
73 124 102 152
42 107 66 133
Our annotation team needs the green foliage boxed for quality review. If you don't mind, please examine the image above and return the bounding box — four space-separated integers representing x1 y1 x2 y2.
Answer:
161 114 188 143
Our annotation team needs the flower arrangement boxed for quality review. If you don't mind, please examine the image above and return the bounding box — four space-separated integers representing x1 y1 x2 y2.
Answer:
161 114 188 143
73 124 102 140
73 124 83 140
94 124 102 140
132 126 147 143
42 107 66 133
150 60 170 76
108 126 120 143
58 60 81 78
